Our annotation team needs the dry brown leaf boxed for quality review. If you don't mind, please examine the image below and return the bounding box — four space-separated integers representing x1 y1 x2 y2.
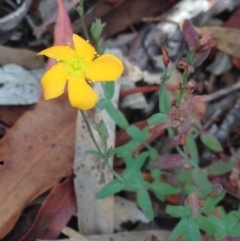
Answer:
0 94 77 238
0 46 44 69
195 26 240 58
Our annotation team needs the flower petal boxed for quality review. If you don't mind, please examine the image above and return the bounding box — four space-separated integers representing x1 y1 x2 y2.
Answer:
38 46 76 61
41 63 68 99
85 54 124 81
68 76 98 110
73 34 95 61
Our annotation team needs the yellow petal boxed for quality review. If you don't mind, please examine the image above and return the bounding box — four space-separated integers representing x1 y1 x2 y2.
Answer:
68 76 98 110
41 63 68 99
38 46 76 61
73 34 95 61
85 54 124 81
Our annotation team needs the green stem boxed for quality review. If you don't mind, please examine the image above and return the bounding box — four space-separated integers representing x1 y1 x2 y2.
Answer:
79 110 124 182
80 14 90 42
175 70 189 108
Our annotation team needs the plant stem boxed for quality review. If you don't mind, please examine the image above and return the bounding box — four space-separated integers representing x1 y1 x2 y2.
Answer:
79 110 124 182
175 70 189 108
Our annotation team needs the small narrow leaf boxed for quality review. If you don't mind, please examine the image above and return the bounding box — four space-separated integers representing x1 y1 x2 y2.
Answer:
97 179 124 199
208 161 234 176
159 84 171 114
126 125 150 142
86 150 104 159
200 133 223 152
136 189 154 220
102 82 114 99
95 120 109 142
186 133 199 166
148 113 167 125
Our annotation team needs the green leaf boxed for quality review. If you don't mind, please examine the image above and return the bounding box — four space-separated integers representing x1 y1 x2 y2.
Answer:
200 133 223 152
185 220 202 241
224 211 240 232
126 125 150 142
86 150 104 159
97 98 129 129
148 147 159 161
170 218 188 240
95 120 109 142
150 169 161 179
114 140 141 158
152 181 180 201
102 82 114 99
97 98 109 109
148 113 167 125
107 146 114 158
122 152 148 180
159 83 171 114
166 205 186 218
191 167 211 196
90 18 106 41
97 179 124 199
202 192 225 215
123 172 144 191
196 215 216 235
208 215 227 239
186 133 199 166
136 189 154 220
208 161 234 176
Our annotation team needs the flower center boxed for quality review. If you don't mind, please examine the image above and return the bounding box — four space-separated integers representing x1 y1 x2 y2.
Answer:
65 56 86 77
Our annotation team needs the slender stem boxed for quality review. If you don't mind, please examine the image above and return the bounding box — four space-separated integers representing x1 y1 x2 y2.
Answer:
80 15 90 41
175 70 189 108
79 110 124 182
80 110 102 153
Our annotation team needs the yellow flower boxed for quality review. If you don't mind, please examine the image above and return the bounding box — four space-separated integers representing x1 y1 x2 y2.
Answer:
38 34 124 110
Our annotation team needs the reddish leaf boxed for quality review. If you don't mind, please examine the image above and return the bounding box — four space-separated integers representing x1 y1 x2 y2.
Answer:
47 0 73 69
20 178 76 241
185 193 199 219
182 19 199 50
151 154 185 170
0 95 77 239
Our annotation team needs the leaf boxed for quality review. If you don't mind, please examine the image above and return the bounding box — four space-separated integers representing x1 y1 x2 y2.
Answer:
185 221 202 241
200 133 223 152
182 20 199 51
148 113 167 125
19 178 76 241
86 150 104 159
151 153 185 170
122 152 148 180
170 218 188 240
152 181 180 201
126 125 150 142
98 98 129 129
196 215 216 235
186 133 199 166
95 119 109 142
166 205 185 218
136 189 154 220
159 84 171 114
102 82 114 99
91 18 106 41
97 179 124 199
208 215 226 239
114 139 141 158
0 95 76 239
191 167 211 196
195 26 240 58
207 161 234 176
